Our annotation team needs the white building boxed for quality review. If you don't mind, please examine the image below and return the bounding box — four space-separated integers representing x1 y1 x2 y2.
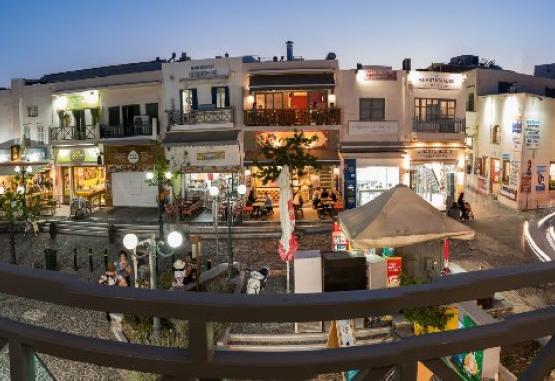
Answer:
338 65 467 209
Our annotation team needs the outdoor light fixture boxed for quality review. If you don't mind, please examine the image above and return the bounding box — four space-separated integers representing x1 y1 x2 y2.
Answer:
167 231 183 249
209 185 220 197
237 184 247 196
14 166 21 174
145 172 155 181
26 165 32 173
16 187 24 195
123 233 139 250
246 94 255 104
164 171 173 180
328 94 336 105
0 186 4 195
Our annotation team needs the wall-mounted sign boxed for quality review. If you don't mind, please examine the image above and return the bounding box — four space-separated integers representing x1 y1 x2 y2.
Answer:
127 150 140 164
181 63 229 81
509 160 520 188
413 148 459 161
24 147 47 162
525 120 540 149
344 159 357 210
521 174 532 193
349 120 398 136
408 71 464 90
500 185 517 201
359 69 397 81
196 151 225 161
536 165 547 192
0 149 10 162
512 121 522 134
55 147 99 166
256 131 328 149
501 153 511 161
10 145 21 161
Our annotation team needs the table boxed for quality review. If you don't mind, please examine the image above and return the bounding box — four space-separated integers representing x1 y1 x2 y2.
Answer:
75 189 105 211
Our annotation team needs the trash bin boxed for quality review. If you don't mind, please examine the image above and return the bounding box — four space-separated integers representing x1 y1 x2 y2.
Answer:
45 248 58 271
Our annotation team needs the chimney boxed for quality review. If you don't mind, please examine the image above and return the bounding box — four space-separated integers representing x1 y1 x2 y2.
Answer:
402 58 411 71
286 41 294 61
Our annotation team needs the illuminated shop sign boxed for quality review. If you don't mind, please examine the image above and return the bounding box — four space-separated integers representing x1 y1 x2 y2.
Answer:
55 147 99 166
408 72 464 90
358 69 397 81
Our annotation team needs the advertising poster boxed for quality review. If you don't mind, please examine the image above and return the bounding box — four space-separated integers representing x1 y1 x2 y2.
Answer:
512 120 522 147
536 165 547 192
452 315 484 381
509 160 520 188
525 120 540 149
386 257 402 287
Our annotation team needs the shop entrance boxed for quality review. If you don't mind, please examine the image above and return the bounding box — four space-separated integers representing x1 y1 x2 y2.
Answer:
490 158 501 194
410 162 455 210
356 166 399 206
61 166 105 204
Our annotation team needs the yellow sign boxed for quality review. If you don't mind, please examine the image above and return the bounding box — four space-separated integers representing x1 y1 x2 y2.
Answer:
196 151 225 161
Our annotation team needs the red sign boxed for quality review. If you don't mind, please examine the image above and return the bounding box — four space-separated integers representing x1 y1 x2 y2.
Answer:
386 257 402 287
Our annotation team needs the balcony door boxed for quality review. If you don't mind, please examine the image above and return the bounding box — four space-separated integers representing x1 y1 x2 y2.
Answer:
122 104 140 136
414 98 455 121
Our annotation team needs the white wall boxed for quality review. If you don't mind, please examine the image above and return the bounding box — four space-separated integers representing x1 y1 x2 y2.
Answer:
0 89 16 146
98 83 162 125
468 68 555 97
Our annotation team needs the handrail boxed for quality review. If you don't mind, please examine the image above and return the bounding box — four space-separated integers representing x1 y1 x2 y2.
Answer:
0 261 554 322
0 307 553 379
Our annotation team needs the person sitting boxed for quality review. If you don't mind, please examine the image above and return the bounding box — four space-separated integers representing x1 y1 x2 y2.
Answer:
246 190 255 206
172 259 186 287
115 250 132 286
330 191 338 202
457 192 469 220
99 263 128 287
264 192 274 215
321 188 330 199
312 190 321 209
293 192 304 218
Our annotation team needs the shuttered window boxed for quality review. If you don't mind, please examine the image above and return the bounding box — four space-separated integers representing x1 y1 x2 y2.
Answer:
359 98 385 121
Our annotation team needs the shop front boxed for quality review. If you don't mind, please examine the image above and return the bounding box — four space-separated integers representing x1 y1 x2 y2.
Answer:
103 145 163 207
408 146 465 210
0 145 52 199
164 129 242 201
243 130 340 203
53 146 105 205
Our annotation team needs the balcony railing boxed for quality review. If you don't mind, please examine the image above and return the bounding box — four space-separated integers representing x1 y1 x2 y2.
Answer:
167 109 234 128
413 118 465 133
0 260 554 380
50 125 96 141
244 108 341 126
99 123 153 139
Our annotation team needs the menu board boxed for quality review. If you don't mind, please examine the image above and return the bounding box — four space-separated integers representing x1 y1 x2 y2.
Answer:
386 257 402 287
452 315 484 381
332 222 350 251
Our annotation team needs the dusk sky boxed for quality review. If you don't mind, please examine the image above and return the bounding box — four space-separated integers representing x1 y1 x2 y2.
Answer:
0 0 553 87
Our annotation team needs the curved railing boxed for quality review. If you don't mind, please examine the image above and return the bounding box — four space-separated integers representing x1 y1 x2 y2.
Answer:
1 261 555 380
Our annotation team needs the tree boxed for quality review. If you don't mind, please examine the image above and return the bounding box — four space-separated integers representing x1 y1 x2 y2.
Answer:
0 189 26 264
255 130 319 188
255 130 320 292
145 157 175 242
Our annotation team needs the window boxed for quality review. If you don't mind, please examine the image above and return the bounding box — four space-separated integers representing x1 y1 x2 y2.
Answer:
36 124 45 145
27 105 38 117
255 92 284 110
550 162 555 191
108 106 120 126
546 87 555 98
467 92 475 112
211 87 230 108
491 125 501 144
23 124 31 145
480 157 489 177
359 98 385 121
181 89 197 113
414 98 455 120
502 160 510 184
498 81 513 94
122 104 140 126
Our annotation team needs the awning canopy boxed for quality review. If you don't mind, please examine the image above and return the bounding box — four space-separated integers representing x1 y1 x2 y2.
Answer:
338 185 475 248
162 130 239 146
249 73 335 90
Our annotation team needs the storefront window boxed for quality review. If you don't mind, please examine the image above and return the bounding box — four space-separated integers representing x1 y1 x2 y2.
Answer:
73 166 105 194
356 166 399 206
411 163 455 209
550 162 555 191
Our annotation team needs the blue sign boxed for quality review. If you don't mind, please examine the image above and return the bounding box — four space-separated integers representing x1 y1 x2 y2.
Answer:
512 121 522 134
344 159 357 209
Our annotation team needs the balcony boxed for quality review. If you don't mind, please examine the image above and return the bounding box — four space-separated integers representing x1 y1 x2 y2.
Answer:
50 125 97 143
413 118 465 134
167 109 234 131
244 108 341 127
99 123 154 139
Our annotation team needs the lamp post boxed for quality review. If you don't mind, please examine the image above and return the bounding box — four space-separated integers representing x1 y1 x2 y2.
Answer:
123 230 183 339
209 183 246 279
146 170 173 242
14 165 32 215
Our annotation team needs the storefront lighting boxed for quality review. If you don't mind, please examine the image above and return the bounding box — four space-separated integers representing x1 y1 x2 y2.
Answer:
54 96 68 111
123 233 139 250
328 94 336 105
0 187 4 195
333 167 340 176
246 95 255 104
145 172 155 181
14 166 21 174
237 184 247 195
164 171 173 180
16 186 24 194
25 165 32 173
244 169 251 176
209 186 220 197
167 231 184 249
84 90 99 106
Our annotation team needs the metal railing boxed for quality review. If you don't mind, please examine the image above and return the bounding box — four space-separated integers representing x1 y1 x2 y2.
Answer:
50 125 96 141
0 260 554 379
413 118 465 133
99 123 153 139
244 108 341 126
166 109 234 129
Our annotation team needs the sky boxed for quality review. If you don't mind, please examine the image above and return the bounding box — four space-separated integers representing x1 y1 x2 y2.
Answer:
0 0 554 87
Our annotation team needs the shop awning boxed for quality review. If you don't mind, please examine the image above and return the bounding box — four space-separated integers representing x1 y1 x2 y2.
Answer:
338 185 475 248
162 130 240 146
0 163 49 176
244 149 339 165
249 73 335 90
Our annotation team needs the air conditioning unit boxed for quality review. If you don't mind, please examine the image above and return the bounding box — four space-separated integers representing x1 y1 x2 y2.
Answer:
134 115 150 125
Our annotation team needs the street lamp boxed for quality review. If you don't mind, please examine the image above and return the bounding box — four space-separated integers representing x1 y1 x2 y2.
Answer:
123 230 183 339
210 183 247 279
14 165 32 203
145 169 173 242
